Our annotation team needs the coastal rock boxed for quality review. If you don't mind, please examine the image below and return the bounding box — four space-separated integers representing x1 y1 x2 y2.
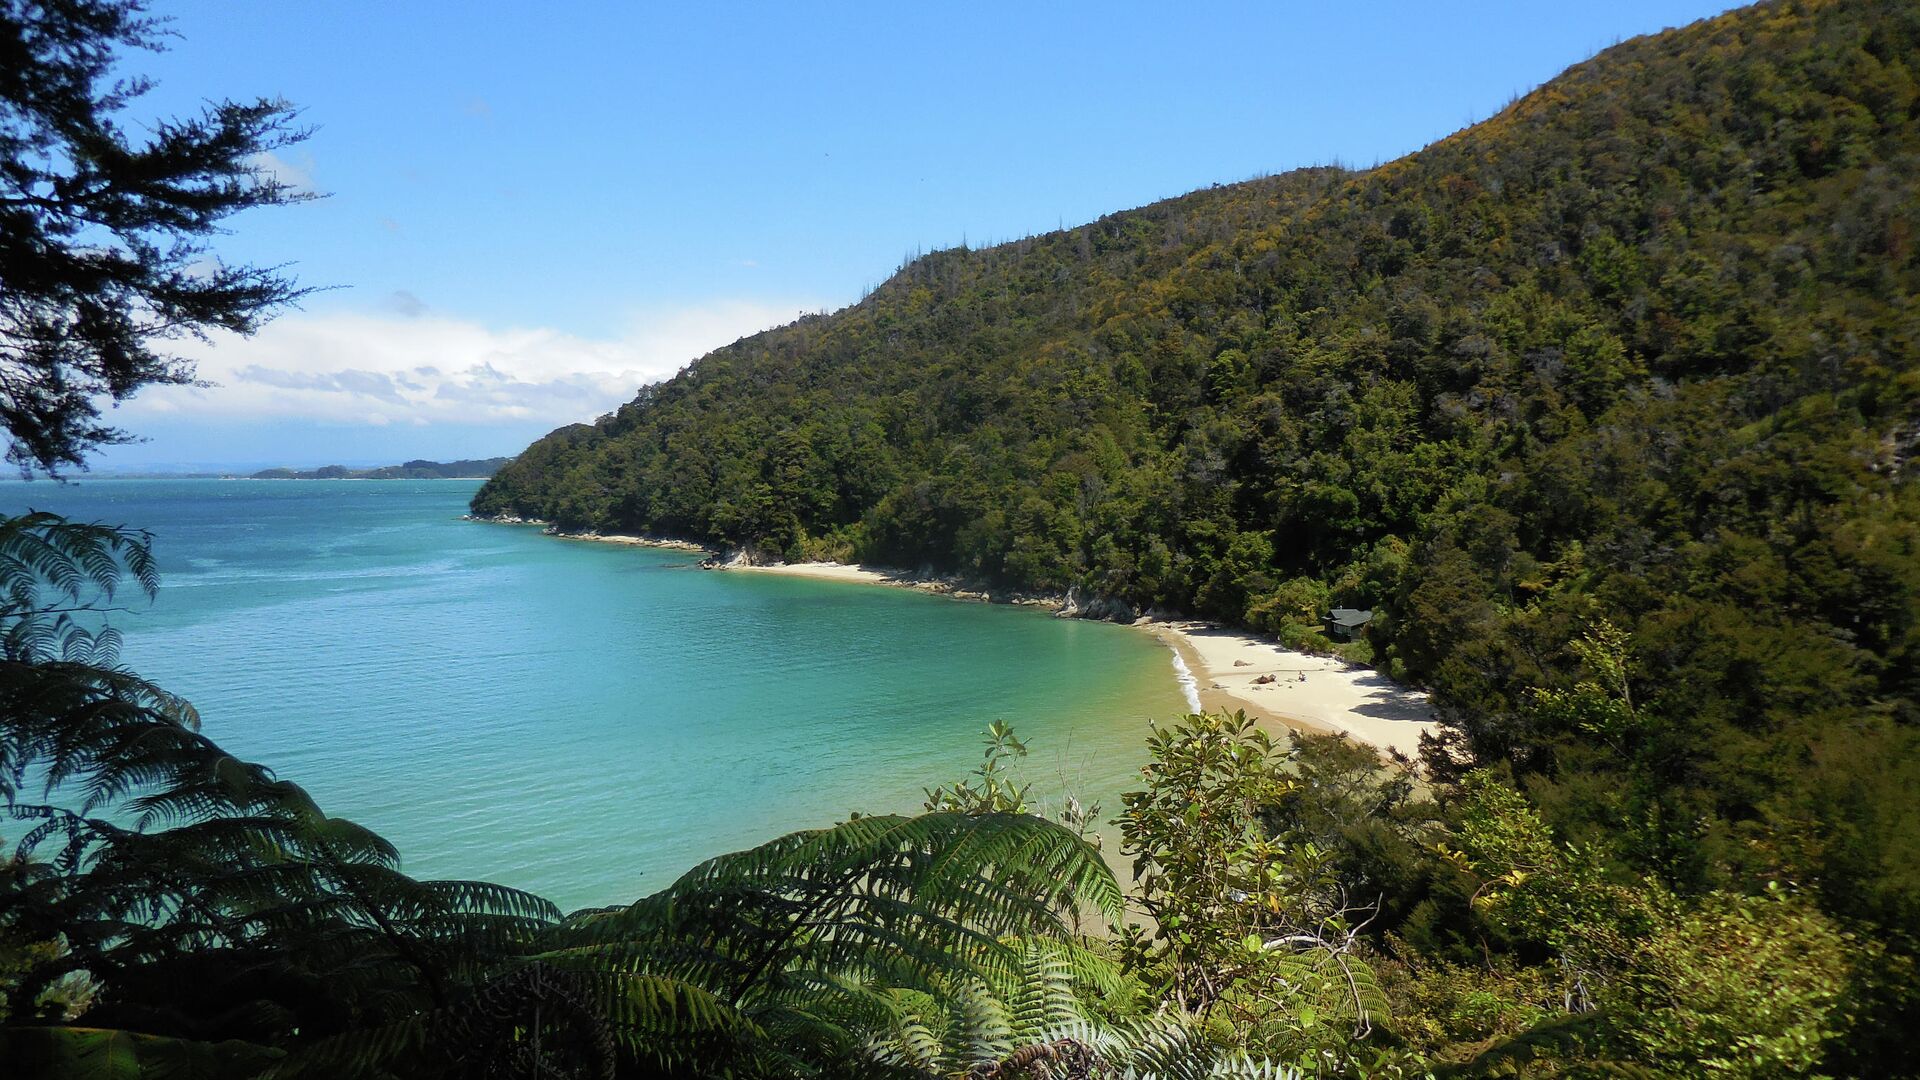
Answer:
1057 586 1138 623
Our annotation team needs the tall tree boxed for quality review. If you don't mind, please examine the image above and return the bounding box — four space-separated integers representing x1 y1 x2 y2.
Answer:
0 0 311 475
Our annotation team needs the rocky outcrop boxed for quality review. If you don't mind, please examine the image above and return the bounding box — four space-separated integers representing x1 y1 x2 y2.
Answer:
1056 587 1138 623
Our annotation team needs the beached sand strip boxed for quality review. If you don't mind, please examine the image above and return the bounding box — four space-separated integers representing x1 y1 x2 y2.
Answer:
727 561 897 585
1143 621 1436 759
549 531 710 552
720 560 1054 606
464 515 712 553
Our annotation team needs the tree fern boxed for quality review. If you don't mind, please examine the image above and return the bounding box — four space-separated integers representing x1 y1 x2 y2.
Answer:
860 938 1308 1080
4 515 567 1074
3 515 1304 1078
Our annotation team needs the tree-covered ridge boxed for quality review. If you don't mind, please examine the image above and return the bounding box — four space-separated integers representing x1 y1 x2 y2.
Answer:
480 0 1917 667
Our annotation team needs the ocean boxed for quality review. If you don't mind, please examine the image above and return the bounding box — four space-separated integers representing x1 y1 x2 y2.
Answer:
3 478 1185 909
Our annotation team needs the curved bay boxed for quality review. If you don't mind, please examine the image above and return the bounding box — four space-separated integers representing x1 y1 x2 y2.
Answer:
5 478 1183 909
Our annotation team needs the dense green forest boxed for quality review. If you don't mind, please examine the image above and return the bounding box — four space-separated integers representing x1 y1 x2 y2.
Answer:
8 0 1920 1075
475 0 1920 1071
251 457 513 481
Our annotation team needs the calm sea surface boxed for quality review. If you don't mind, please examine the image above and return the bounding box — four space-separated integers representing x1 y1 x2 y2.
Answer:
4 478 1184 909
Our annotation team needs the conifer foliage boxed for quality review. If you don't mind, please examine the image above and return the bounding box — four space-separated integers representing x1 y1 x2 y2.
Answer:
0 0 312 474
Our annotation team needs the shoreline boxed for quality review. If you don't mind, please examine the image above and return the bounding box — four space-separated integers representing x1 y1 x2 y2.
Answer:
713 559 1061 608
466 517 1437 759
464 515 711 553
1140 620 1434 759
720 560 1438 759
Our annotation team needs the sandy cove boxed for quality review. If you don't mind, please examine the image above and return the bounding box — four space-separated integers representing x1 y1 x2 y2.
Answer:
716 559 1049 606
550 532 709 552
1140 620 1435 759
464 518 1436 757
468 517 1441 758
723 561 1438 759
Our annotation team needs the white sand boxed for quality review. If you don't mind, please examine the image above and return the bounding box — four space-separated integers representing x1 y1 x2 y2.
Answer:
1145 621 1436 758
728 561 896 585
471 518 711 553
551 532 709 552
720 561 1006 603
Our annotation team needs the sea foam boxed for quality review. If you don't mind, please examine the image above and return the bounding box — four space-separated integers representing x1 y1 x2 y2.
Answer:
1170 649 1203 713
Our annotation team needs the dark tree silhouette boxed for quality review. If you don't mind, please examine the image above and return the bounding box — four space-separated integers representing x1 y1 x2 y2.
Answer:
0 0 312 475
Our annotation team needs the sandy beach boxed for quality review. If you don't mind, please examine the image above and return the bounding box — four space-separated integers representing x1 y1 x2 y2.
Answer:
1142 620 1435 759
722 559 1047 605
549 531 710 553
464 515 713 553
728 561 898 585
725 561 1438 759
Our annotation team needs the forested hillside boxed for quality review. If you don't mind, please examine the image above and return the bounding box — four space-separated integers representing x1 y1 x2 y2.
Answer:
483 1 1920 1063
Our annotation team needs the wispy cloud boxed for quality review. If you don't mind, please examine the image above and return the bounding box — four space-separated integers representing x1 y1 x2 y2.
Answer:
120 301 808 430
248 150 318 195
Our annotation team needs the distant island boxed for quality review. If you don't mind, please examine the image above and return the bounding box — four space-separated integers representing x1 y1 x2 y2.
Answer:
252 457 513 480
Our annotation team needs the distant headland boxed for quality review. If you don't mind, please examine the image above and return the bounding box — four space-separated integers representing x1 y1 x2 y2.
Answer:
250 457 514 480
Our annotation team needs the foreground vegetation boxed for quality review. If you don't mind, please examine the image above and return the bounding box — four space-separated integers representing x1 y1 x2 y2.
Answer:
5 0 1918 1074
2 518 1884 1077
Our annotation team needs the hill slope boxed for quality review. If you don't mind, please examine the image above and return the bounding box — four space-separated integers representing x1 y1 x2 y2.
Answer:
482 0 1920 952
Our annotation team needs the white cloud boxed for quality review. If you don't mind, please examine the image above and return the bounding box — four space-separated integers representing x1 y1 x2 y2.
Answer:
248 150 318 195
120 300 806 429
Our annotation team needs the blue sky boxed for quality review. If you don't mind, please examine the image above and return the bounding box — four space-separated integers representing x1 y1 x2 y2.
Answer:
89 0 1742 471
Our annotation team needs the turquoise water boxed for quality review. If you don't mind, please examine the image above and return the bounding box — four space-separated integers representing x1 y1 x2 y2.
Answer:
3 479 1183 910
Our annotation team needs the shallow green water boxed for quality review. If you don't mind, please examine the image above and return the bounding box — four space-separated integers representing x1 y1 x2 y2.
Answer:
5 479 1185 909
